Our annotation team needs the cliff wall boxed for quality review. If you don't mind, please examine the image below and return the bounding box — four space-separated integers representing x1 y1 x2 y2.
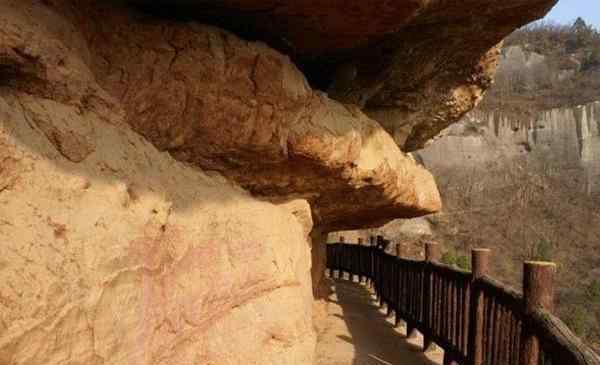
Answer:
420 101 600 196
0 0 556 363
0 92 317 365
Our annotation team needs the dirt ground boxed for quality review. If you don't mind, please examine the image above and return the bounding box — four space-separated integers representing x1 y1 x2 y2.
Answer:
316 277 443 365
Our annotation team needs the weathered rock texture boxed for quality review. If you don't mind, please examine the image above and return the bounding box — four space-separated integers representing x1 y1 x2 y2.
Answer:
420 102 600 195
131 0 558 151
0 93 316 365
0 1 434 363
0 0 558 363
22 0 440 232
0 5 319 361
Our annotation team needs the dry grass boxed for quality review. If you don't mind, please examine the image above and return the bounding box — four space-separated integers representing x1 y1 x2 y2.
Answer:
425 163 600 350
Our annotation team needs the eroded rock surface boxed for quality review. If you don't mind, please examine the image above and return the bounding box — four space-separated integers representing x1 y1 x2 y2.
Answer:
420 102 600 196
0 1 436 363
132 0 558 151
0 0 558 364
0 94 317 364
11 0 439 232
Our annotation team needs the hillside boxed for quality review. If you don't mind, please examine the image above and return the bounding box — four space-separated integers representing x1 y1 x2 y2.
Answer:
480 18 600 116
419 104 600 349
423 21 600 350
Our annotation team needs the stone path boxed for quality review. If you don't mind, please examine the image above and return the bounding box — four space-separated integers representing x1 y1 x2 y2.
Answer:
316 277 444 365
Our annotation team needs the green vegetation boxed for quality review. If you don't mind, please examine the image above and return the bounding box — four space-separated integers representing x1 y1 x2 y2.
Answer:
455 254 471 271
564 305 589 338
441 250 457 266
588 280 600 303
441 249 471 271
530 238 553 261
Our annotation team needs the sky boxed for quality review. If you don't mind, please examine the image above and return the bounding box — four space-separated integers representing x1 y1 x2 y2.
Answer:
545 0 600 29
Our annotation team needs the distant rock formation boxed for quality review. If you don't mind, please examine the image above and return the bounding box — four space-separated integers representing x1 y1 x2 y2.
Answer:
419 102 600 195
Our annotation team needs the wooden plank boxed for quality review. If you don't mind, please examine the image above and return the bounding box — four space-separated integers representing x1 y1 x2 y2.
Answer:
491 301 500 365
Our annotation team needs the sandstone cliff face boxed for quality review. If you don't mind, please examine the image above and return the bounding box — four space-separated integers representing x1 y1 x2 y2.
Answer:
0 2 433 363
35 0 440 232
0 93 316 365
0 0 556 363
419 102 600 196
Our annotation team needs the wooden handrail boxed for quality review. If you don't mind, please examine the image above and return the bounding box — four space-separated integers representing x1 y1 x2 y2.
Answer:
325 238 600 365
529 308 600 365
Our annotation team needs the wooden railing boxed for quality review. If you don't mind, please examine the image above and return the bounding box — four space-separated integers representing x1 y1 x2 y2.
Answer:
326 236 600 365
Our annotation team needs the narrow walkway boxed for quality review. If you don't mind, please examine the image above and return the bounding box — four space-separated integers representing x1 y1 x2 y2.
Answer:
316 277 443 365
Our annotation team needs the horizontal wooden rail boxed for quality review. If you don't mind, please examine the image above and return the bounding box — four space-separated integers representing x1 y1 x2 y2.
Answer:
326 237 600 365
530 308 600 365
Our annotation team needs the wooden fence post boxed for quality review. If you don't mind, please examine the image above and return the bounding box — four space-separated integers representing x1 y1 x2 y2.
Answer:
426 242 440 262
386 242 401 317
369 236 374 288
358 238 364 283
395 242 403 327
469 248 491 365
404 241 420 338
339 236 345 279
423 242 439 352
377 238 384 306
520 261 556 365
396 242 403 258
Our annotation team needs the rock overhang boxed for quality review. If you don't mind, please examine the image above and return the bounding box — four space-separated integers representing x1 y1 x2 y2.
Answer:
130 1 559 151
1 0 558 232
